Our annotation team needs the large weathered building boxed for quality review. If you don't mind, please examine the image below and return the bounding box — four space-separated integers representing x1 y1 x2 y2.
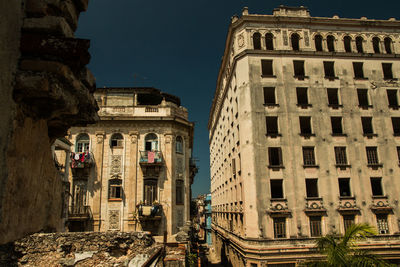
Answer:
66 87 196 237
208 6 400 266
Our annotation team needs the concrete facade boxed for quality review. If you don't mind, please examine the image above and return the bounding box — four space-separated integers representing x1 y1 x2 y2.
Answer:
67 87 196 237
209 6 400 266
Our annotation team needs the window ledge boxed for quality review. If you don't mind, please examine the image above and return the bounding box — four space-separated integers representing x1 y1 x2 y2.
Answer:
266 133 282 138
363 133 378 138
299 133 315 138
372 195 388 199
268 165 285 170
354 77 368 80
367 163 383 168
176 203 184 206
389 105 400 110
111 146 123 149
294 75 309 80
306 197 322 201
296 104 312 109
303 165 319 169
358 105 373 109
263 103 279 107
328 104 343 109
335 164 351 169
324 76 339 80
332 133 347 137
108 198 123 202
261 75 277 78
339 196 355 200
270 198 287 201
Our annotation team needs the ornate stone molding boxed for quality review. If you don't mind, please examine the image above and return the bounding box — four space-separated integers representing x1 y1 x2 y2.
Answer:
95 131 105 144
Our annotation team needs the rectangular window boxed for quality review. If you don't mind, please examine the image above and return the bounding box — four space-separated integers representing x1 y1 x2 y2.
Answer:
293 60 305 77
305 179 319 198
299 116 312 134
353 62 365 79
331 117 343 134
377 214 389 234
176 180 184 205
309 216 322 237
327 88 339 106
303 147 316 166
296 87 309 105
261 60 274 76
343 215 355 232
357 89 369 107
361 117 373 134
382 63 393 79
324 61 335 78
268 147 283 166
144 179 158 205
397 147 400 165
263 87 276 105
370 177 384 196
270 179 283 199
334 147 347 165
387 90 399 107
366 147 379 165
273 217 286 238
266 116 279 135
392 117 400 135
338 178 351 197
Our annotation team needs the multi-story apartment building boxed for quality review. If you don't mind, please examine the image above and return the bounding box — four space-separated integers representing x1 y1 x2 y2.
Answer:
208 6 400 266
66 87 196 237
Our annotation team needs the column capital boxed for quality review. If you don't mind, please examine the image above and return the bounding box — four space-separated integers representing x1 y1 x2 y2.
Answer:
164 133 174 144
129 131 139 143
95 131 105 144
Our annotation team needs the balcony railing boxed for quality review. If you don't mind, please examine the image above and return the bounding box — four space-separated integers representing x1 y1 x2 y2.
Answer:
138 203 162 220
68 205 92 220
70 152 93 169
139 151 163 164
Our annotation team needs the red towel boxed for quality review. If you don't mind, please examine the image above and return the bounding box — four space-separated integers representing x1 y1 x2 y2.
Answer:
148 151 155 163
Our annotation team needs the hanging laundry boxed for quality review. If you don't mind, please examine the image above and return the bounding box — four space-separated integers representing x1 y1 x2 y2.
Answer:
79 153 85 162
74 153 80 161
148 151 155 163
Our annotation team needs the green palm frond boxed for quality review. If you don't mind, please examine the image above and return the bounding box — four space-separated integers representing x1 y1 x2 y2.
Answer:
342 223 377 247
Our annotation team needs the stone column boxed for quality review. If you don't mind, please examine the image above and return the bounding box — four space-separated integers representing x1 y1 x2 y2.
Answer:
92 131 105 231
164 133 173 236
126 131 139 231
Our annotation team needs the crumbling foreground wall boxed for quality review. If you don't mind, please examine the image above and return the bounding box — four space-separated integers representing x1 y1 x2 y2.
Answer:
0 0 98 244
0 232 161 266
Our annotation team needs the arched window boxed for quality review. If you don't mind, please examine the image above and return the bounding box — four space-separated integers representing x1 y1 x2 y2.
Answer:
372 37 381 53
176 180 184 205
145 133 158 151
356 36 364 53
108 178 122 199
344 36 352 52
384 37 393 54
110 133 123 148
253 32 261 50
291 33 300 51
176 136 183 153
76 134 89 153
265 33 274 50
327 35 335 52
144 179 157 205
314 34 323 51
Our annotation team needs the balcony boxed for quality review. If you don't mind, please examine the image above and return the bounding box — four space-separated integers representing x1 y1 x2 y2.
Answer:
138 203 163 226
304 198 326 215
139 151 163 165
70 152 93 169
68 205 92 221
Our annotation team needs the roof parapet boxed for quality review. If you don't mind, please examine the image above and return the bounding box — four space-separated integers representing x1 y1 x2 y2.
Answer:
273 5 310 17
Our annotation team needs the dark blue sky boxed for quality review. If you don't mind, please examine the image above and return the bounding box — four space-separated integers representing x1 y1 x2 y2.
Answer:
76 0 400 198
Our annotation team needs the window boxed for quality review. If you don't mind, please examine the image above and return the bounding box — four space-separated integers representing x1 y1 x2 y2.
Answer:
327 88 339 106
327 35 335 52
270 179 283 199
338 178 351 197
291 33 300 51
305 179 318 198
356 36 363 53
334 147 347 165
296 87 309 105
384 37 392 54
145 133 158 151
397 147 400 164
331 117 343 135
343 215 355 232
253 32 261 50
382 63 393 80
261 60 274 76
273 217 286 238
315 34 323 51
366 147 379 165
176 180 184 205
387 90 398 107
110 133 123 148
323 61 335 78
353 62 365 79
109 178 122 199
370 177 383 196
303 147 316 166
293 60 305 77
266 116 279 135
357 89 369 107
344 36 352 52
176 136 183 153
299 116 312 135
144 179 157 205
309 216 322 237
268 147 283 167
76 134 90 153
263 87 276 105
265 33 274 50
372 37 381 53
377 214 389 234
392 117 400 135
360 117 374 136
